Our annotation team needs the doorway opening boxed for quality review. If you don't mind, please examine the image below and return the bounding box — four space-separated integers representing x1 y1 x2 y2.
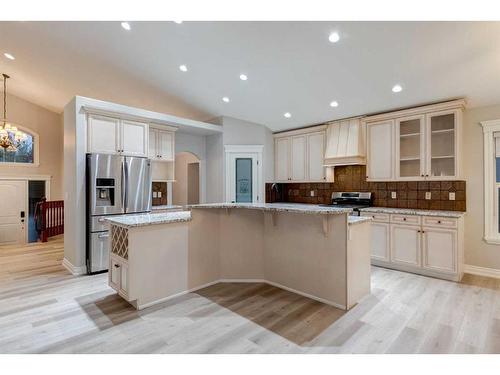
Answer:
172 152 201 206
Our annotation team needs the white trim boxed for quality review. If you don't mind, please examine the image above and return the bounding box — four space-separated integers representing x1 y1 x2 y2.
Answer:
464 264 500 279
135 280 221 310
0 174 51 200
62 257 87 276
224 145 264 204
136 279 347 310
480 119 500 244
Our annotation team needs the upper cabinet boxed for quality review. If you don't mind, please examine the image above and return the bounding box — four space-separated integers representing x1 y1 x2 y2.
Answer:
87 114 148 157
149 126 175 161
365 100 464 181
274 127 327 182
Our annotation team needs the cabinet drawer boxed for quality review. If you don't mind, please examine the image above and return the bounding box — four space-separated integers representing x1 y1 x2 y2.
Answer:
422 216 458 229
390 214 420 225
361 212 389 222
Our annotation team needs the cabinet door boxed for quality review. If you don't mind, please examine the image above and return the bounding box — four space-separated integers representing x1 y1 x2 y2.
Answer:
149 128 158 159
367 120 394 180
121 120 148 157
391 224 421 267
119 262 129 296
290 135 307 181
307 132 325 181
109 258 121 291
422 227 457 273
425 110 458 179
88 114 120 154
275 137 290 181
396 115 425 180
158 131 174 160
371 222 390 261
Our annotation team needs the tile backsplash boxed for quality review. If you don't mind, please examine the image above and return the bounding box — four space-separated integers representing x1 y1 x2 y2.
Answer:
152 181 168 206
265 165 466 211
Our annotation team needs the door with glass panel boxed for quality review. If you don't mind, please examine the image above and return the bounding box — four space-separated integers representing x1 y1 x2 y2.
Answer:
426 110 457 179
495 134 500 236
227 153 260 203
396 115 425 179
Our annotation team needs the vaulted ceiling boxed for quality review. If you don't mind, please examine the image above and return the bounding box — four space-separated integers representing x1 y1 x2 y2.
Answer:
1 21 500 131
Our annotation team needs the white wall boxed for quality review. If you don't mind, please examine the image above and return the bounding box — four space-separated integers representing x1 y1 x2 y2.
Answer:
205 133 224 203
463 104 500 271
172 152 200 206
0 93 64 199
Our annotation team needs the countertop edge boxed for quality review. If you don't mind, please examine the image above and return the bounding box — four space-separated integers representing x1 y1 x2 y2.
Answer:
359 207 465 218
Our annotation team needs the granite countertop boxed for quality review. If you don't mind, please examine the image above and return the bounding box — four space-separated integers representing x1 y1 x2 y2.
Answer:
105 211 192 228
359 207 465 218
348 216 372 225
189 203 352 215
151 205 183 211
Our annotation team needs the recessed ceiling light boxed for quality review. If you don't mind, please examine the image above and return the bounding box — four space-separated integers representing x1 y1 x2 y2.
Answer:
179 65 188 72
121 22 131 31
328 32 340 43
392 84 403 93
330 101 339 108
173 21 183 24
284 112 291 118
222 97 230 103
239 74 248 81
3 53 15 60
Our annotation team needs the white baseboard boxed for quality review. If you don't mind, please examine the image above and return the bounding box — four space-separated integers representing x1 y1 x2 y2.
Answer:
62 258 87 276
464 264 500 279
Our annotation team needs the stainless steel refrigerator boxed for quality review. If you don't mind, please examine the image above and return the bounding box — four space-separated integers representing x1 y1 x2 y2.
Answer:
86 153 152 274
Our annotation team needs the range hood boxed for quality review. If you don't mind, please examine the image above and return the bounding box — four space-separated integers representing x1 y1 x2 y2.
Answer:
324 117 366 166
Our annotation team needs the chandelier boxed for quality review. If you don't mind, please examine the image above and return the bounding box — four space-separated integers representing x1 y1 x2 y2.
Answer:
0 74 27 151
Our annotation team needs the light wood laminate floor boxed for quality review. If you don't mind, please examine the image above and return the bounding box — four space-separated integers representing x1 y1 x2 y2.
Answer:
1 236 499 353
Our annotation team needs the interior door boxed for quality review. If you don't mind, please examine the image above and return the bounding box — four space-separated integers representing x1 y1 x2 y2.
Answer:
0 180 27 245
227 153 260 203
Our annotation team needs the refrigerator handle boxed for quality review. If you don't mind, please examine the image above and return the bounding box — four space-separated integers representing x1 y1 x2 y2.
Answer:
121 159 127 212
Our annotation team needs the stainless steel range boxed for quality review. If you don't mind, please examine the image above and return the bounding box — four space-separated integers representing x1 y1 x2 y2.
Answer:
86 153 152 274
323 192 372 216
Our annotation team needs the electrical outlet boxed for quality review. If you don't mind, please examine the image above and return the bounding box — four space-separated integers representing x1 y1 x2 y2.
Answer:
449 192 456 201
425 191 432 200
310 190 315 197
152 192 158 198
158 191 162 198
391 191 397 199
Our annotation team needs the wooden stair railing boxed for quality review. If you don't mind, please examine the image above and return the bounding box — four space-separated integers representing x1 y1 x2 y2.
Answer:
35 198 64 242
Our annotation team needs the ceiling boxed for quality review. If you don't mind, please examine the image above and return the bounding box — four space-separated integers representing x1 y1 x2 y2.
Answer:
1 21 500 131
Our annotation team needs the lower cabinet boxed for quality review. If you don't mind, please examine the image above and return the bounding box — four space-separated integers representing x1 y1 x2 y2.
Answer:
361 212 463 281
422 227 457 274
110 255 129 299
391 224 421 267
371 222 390 262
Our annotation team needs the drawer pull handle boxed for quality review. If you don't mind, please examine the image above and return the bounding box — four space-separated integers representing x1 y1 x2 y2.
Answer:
98 233 109 239
97 218 106 223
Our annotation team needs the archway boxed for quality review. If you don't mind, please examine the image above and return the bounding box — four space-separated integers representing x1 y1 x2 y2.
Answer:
172 151 201 206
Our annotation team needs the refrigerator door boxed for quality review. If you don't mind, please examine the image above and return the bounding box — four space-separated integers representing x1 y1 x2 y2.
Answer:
87 154 126 216
124 157 152 213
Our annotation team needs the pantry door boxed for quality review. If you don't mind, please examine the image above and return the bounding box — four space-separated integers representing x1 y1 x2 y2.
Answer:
0 180 27 245
225 145 263 204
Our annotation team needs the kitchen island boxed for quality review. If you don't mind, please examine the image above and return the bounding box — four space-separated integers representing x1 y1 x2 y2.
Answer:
105 203 372 310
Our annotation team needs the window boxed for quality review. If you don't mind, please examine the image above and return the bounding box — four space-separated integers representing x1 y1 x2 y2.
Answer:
481 120 500 244
0 128 36 165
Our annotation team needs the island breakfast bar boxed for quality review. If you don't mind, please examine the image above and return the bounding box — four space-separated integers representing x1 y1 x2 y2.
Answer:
105 203 372 311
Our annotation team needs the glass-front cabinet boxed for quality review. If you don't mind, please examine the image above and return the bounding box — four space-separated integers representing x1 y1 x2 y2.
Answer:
396 115 425 179
393 108 460 181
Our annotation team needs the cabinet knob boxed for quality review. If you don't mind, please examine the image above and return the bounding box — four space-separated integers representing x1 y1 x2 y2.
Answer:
438 220 441 224
114 264 120 268
403 218 406 221
417 230 421 233
421 174 424 177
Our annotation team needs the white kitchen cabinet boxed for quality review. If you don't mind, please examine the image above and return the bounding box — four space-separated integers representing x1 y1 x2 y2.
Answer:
365 100 464 181
391 224 421 267
422 227 457 274
121 120 148 157
371 222 390 261
87 114 120 155
290 135 307 181
274 126 327 182
110 255 129 300
366 120 394 180
87 114 148 157
275 137 290 182
307 132 326 181
149 126 175 161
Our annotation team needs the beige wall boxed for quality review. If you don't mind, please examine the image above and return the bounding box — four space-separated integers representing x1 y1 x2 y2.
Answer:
463 104 500 270
0 93 63 199
172 152 200 206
